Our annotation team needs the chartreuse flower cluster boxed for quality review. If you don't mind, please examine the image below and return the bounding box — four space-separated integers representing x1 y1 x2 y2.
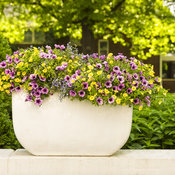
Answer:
0 44 167 109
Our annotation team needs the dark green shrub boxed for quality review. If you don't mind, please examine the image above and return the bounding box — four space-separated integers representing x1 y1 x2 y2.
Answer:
0 34 12 62
0 92 21 149
124 93 175 149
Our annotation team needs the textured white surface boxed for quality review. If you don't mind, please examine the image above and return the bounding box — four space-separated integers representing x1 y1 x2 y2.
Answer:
0 149 14 175
12 91 132 156
7 149 175 175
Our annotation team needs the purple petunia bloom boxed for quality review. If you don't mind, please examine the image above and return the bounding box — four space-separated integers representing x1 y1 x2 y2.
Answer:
32 83 38 89
54 44 60 49
39 75 46 81
69 90 76 96
42 87 49 94
56 66 64 71
133 98 140 105
14 57 20 63
11 82 14 87
25 94 32 102
140 71 143 75
110 75 115 81
15 86 21 92
105 81 112 88
140 76 145 81
118 83 125 91
0 61 6 68
127 73 132 81
108 97 115 104
60 45 65 50
96 82 101 89
127 88 133 94
83 82 88 89
96 63 102 69
142 80 148 86
37 87 43 93
133 81 139 88
113 86 118 91
117 75 125 83
62 62 68 68
30 74 37 80
35 98 43 106
48 50 53 54
78 90 85 97
99 55 106 60
10 72 15 79
96 97 103 105
22 76 28 82
131 64 138 70
46 45 51 50
75 69 81 75
91 53 98 58
113 66 120 73
64 75 70 82
52 54 57 59
34 91 41 97
5 69 11 75
82 55 88 59
133 73 139 80
105 66 109 71
103 61 108 66
68 82 72 87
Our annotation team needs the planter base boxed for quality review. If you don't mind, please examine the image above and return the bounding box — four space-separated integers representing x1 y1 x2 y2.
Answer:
12 91 132 156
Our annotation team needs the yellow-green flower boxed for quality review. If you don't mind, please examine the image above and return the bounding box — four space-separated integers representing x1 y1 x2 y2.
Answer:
97 71 102 75
116 98 121 104
88 73 93 78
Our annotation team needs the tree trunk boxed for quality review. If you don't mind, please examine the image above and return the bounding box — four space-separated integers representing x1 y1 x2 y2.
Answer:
81 24 95 54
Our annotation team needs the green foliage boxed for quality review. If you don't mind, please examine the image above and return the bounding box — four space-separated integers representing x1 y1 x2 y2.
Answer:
0 0 175 59
0 34 11 61
124 93 175 149
0 92 21 149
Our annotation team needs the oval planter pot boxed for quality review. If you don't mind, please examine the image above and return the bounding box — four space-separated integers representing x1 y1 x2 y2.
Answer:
12 91 133 156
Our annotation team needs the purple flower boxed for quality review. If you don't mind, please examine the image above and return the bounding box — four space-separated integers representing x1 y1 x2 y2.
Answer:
62 62 68 68
10 72 15 79
133 73 139 80
42 87 49 94
37 87 43 93
103 61 108 66
96 82 101 89
99 55 106 60
96 97 103 105
113 86 118 91
108 97 114 104
5 69 11 74
105 65 109 71
133 98 140 105
11 82 14 87
64 75 70 82
22 76 28 82
127 88 133 94
52 54 57 59
142 80 148 86
75 69 81 75
117 76 125 83
46 45 51 50
113 66 120 73
54 44 60 49
48 50 53 54
30 74 37 80
140 76 145 81
140 71 143 75
105 81 112 88
68 82 72 87
118 83 125 91
39 75 46 81
78 90 85 97
32 83 38 89
0 61 6 68
82 55 88 59
110 76 115 81
15 86 21 92
96 63 102 69
56 66 64 71
60 45 65 50
82 82 88 89
35 98 43 106
131 64 138 70
69 90 76 96
25 94 32 102
14 57 20 63
127 73 132 81
34 91 41 97
91 53 98 58
133 81 139 87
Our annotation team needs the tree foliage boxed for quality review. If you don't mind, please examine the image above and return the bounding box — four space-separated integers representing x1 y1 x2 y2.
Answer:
0 0 175 59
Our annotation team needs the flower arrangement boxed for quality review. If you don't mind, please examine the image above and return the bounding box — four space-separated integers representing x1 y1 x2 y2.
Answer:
0 44 167 110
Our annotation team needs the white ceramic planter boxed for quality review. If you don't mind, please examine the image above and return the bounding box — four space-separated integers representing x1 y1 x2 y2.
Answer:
12 91 133 156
